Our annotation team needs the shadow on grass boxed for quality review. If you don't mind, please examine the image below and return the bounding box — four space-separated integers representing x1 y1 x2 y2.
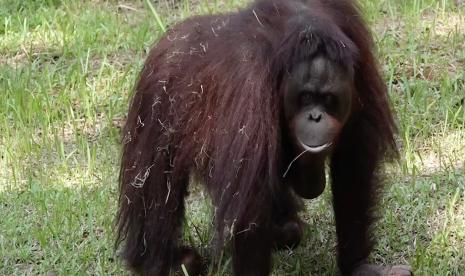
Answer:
1 165 464 275
183 166 465 275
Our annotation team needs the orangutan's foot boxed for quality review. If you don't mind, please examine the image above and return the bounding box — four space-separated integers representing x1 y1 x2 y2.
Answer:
173 247 203 276
273 218 305 250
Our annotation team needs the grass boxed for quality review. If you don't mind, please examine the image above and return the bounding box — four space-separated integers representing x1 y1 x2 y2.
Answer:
0 0 464 275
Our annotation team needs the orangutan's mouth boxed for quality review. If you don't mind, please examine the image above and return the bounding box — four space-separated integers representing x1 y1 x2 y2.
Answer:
298 140 332 153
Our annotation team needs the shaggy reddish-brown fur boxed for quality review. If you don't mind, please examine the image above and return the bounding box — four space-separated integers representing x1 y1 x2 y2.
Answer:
116 0 396 275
